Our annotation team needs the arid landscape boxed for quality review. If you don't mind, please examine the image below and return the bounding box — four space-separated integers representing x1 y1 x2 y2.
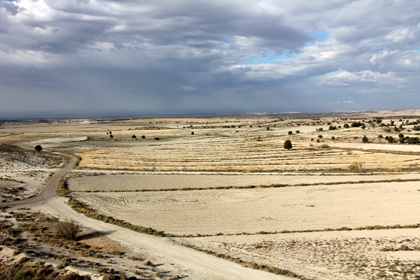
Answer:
2 110 420 279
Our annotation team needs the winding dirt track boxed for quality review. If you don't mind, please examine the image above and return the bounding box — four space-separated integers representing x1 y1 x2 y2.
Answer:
0 155 76 207
0 155 288 280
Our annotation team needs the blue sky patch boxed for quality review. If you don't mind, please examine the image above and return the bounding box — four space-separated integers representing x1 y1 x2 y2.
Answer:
241 51 299 65
328 68 346 76
306 32 329 46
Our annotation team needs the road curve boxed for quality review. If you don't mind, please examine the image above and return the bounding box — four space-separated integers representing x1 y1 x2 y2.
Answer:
0 154 76 207
1 154 289 279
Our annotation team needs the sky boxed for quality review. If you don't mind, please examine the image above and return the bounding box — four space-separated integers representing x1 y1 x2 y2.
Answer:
0 0 419 118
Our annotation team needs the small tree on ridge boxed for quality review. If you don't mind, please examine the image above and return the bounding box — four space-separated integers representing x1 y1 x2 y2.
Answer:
284 140 292 150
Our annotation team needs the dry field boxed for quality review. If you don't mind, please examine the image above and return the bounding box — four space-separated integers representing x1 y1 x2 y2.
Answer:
76 139 420 173
179 228 420 280
68 173 420 192
71 181 420 236
3 114 420 279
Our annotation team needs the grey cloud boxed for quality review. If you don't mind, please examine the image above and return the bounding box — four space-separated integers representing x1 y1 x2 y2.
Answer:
1 0 420 117
0 1 19 15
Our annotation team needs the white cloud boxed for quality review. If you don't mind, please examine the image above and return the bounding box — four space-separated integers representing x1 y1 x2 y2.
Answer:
182 85 197 91
322 70 405 86
1 0 420 116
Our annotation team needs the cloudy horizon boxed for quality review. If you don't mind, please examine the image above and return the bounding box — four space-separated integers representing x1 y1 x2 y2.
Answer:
1 0 419 118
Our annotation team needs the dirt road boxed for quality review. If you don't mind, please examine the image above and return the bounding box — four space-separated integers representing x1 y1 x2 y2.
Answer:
0 154 76 207
1 155 289 280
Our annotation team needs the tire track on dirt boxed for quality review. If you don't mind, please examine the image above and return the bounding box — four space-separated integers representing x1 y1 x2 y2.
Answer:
1 153 290 280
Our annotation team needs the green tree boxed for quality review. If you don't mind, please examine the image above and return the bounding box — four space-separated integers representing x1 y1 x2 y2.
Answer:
407 137 419 144
284 140 292 150
34 145 42 152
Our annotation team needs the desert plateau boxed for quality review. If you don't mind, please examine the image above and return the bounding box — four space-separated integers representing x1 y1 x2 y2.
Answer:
2 111 420 279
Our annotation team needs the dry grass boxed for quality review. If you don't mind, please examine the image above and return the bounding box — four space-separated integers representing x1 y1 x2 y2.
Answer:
77 138 420 173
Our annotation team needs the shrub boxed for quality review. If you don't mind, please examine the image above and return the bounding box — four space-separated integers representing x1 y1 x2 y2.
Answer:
57 179 70 197
141 135 145 139
387 136 395 143
283 140 292 150
131 135 136 139
378 135 383 138
343 124 349 128
110 250 124 255
362 135 368 143
407 137 419 144
318 135 323 139
348 162 363 173
288 131 292 135
295 130 300 134
35 145 42 152
14 270 32 280
55 220 80 240
61 272 89 280
318 128 323 131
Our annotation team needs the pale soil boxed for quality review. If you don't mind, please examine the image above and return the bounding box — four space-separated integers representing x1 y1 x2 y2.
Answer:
329 142 420 152
179 228 420 280
67 173 420 192
31 136 88 144
71 181 420 236
0 170 54 200
3 113 420 279
76 139 420 172
32 196 289 280
0 147 61 200
0 209 168 280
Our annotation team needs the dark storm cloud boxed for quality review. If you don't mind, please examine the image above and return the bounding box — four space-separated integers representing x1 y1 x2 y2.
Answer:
0 0 420 117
